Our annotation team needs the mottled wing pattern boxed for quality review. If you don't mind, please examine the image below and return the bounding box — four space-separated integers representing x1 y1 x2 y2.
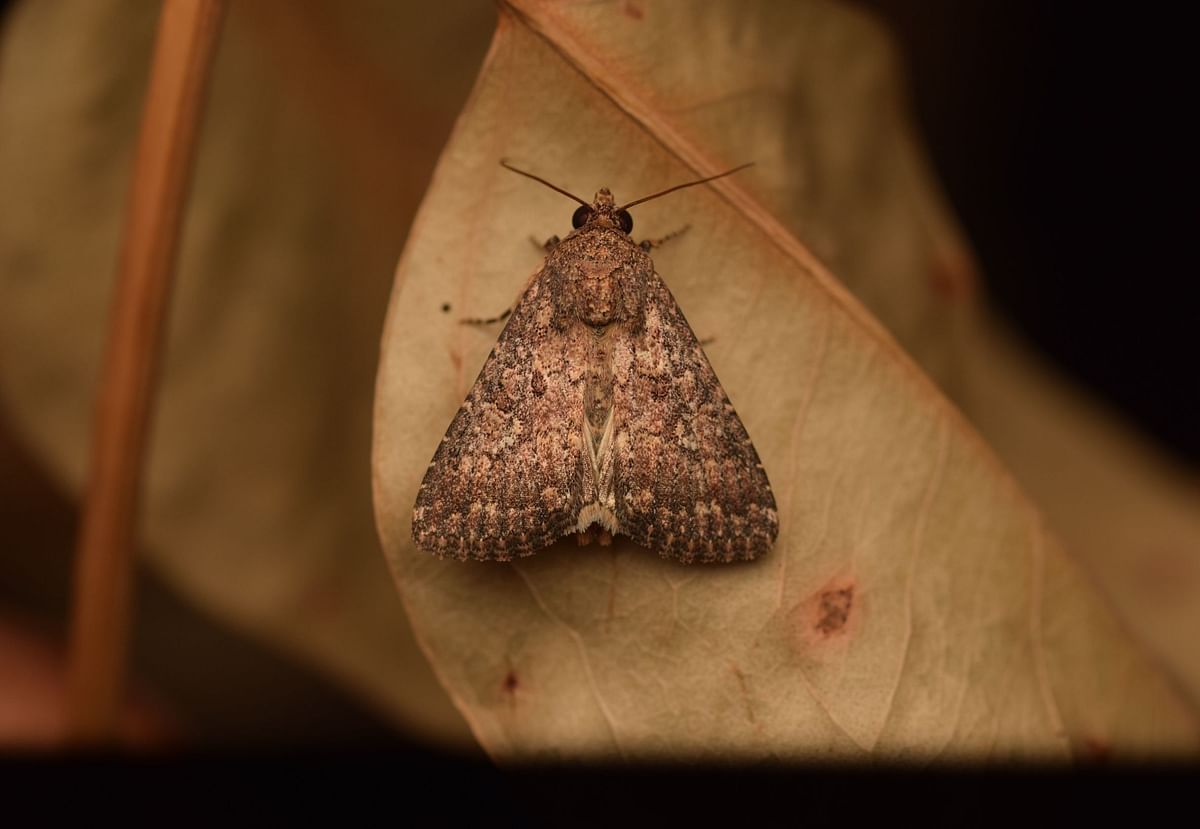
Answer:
412 271 592 560
611 273 777 563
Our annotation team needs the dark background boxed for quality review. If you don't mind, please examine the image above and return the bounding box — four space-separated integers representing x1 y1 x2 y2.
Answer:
866 0 1197 464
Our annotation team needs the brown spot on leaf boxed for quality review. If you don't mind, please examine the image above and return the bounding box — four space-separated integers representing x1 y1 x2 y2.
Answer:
816 587 854 635
448 348 462 372
623 2 644 21
502 671 519 694
1080 736 1112 764
928 247 976 302
789 574 861 652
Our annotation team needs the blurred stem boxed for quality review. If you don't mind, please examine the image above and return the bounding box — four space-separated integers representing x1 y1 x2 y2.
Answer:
66 0 226 746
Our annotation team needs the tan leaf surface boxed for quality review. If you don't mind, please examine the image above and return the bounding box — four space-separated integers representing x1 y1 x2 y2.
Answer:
373 0 1198 760
957 317 1200 706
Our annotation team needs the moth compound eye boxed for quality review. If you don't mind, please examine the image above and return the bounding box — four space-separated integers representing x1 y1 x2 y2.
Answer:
616 210 634 234
572 205 593 228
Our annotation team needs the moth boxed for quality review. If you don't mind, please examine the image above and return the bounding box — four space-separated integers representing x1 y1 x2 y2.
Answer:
412 161 778 564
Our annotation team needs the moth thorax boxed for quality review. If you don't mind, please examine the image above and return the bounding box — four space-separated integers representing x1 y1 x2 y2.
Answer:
573 268 630 327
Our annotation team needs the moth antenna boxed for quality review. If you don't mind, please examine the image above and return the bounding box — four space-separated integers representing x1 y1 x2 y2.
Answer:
618 162 755 210
500 159 590 208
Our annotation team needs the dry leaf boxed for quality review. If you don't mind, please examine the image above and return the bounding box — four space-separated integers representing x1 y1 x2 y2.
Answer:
956 317 1200 705
0 0 492 745
372 0 1198 760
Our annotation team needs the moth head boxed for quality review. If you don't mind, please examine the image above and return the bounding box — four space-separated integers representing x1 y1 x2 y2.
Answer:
572 188 634 234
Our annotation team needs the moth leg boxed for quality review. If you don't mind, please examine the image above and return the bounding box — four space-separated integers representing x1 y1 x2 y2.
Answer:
639 224 691 251
596 530 613 547
576 530 595 546
460 306 513 327
467 233 555 327
529 234 561 253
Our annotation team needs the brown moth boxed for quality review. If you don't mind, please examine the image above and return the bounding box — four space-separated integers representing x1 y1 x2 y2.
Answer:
412 162 778 564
